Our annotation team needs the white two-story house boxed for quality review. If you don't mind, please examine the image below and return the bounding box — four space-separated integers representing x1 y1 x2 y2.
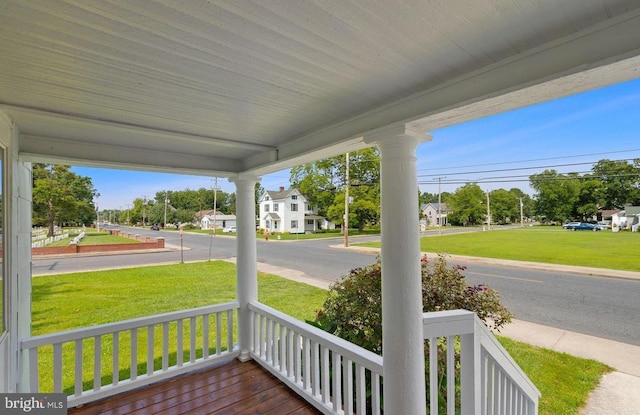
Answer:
259 187 334 234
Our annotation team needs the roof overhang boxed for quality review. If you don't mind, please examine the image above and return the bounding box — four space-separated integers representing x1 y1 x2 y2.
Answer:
1 1 639 176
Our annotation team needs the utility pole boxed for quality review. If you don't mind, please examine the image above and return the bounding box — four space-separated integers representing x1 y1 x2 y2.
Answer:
142 195 148 227
163 191 169 229
126 204 130 225
486 191 491 231
344 153 349 247
435 177 446 235
520 197 524 227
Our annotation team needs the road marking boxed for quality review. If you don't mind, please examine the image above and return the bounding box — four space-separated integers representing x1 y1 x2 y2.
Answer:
466 271 543 284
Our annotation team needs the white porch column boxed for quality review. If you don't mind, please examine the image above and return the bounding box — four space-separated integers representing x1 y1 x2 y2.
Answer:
364 125 432 415
230 175 260 361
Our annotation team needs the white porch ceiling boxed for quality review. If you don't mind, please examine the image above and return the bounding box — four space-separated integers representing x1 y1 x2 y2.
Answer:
1 0 640 177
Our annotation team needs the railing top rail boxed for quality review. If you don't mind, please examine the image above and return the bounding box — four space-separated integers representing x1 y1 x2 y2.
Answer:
250 301 383 373
22 301 239 349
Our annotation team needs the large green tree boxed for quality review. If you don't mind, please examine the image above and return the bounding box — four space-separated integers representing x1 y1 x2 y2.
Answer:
529 170 585 222
32 164 98 236
447 183 486 226
591 159 640 209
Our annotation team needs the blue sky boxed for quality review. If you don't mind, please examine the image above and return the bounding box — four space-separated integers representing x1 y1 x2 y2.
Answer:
75 78 640 210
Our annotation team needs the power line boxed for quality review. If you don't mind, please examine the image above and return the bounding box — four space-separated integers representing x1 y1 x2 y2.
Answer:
418 157 639 178
418 148 640 172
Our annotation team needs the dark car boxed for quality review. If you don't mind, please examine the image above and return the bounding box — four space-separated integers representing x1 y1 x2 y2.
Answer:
150 224 160 231
562 222 598 231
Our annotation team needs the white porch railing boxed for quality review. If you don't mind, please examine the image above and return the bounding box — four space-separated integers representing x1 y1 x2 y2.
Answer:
20 302 239 407
249 301 384 415
423 310 540 415
20 302 539 414
250 304 539 415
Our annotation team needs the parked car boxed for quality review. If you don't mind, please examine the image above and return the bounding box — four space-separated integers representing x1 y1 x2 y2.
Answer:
222 226 236 233
562 222 598 231
150 224 160 231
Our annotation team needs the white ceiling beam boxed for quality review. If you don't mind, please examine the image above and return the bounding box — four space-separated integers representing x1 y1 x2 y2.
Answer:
20 134 241 176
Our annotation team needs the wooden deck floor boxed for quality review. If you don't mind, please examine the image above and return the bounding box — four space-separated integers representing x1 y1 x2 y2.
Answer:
68 360 323 415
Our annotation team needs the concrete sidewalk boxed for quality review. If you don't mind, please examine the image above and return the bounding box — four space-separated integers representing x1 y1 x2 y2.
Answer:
247 259 640 415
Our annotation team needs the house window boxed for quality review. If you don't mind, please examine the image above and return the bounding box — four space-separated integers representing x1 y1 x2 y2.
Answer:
264 204 270 212
291 203 298 211
291 220 298 229
306 204 311 211
274 203 279 212
291 195 298 200
307 219 314 225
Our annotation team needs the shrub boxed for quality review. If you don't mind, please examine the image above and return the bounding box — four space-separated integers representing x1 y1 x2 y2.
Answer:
308 254 513 411
311 255 512 355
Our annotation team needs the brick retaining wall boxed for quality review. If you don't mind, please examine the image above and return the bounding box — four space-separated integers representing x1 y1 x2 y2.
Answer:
32 229 165 256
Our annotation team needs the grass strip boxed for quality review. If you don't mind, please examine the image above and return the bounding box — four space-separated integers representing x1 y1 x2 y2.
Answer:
360 226 640 272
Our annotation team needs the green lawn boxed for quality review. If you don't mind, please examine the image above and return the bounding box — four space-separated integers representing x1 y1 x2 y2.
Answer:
361 226 640 272
31 261 609 414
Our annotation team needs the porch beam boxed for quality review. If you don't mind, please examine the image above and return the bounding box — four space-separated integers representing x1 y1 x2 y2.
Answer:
230 174 260 361
364 125 432 415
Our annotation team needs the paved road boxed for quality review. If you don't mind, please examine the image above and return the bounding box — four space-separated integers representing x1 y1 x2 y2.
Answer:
32 226 640 346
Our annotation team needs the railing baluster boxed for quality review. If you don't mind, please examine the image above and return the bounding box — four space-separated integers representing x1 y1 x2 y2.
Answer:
266 317 273 364
94 336 102 391
287 329 295 378
355 364 365 415
372 373 381 415
227 309 233 353
177 320 183 367
147 325 154 375
162 322 169 371
295 333 302 384
303 337 311 391
312 340 320 397
447 335 455 415
74 339 83 396
189 317 196 363
130 328 138 380
53 343 62 393
279 324 286 372
28 347 39 392
332 351 342 412
215 312 221 356
203 314 209 358
344 358 354 415
321 346 330 404
429 337 438 415
113 332 119 386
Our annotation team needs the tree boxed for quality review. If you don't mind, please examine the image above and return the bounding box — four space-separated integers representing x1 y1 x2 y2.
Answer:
447 183 486 226
32 164 98 236
529 170 582 223
291 149 381 229
489 189 518 224
591 159 640 209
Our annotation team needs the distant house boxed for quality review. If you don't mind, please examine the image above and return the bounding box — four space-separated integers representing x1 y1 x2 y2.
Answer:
198 210 237 230
611 206 640 232
421 203 451 227
258 187 335 234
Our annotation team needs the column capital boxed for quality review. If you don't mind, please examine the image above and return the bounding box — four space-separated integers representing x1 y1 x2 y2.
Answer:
363 122 433 146
228 173 261 186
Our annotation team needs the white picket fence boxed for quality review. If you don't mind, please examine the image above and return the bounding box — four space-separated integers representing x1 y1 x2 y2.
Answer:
31 232 69 248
